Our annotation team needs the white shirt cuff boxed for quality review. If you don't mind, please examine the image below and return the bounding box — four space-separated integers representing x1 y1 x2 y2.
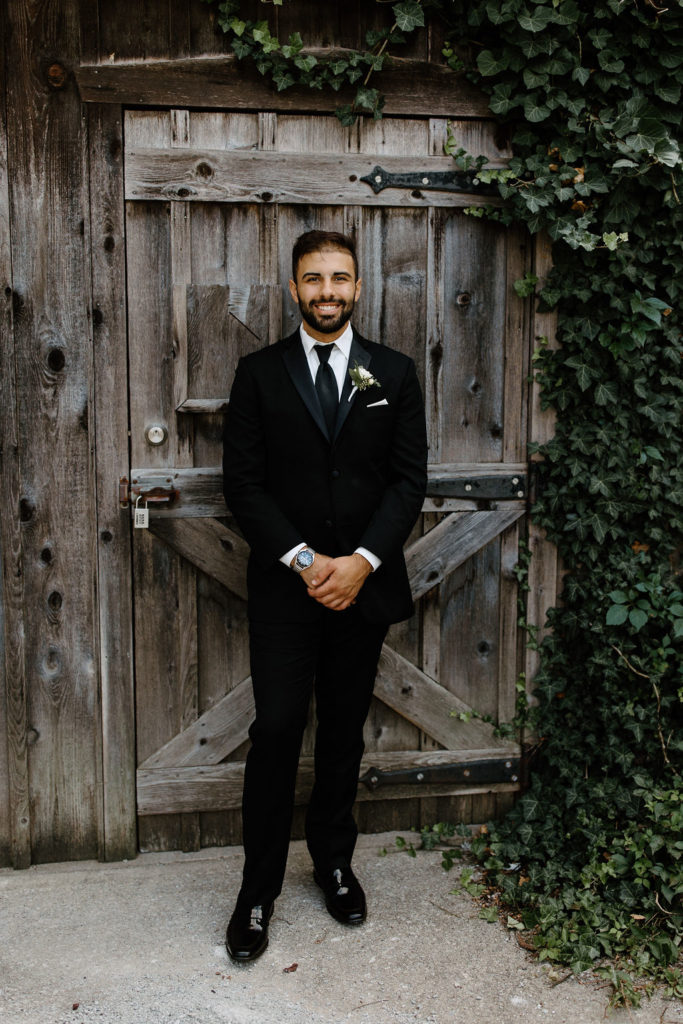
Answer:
281 542 307 568
354 547 381 571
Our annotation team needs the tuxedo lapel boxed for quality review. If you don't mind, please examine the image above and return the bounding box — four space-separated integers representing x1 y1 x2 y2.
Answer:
281 332 330 440
334 334 372 440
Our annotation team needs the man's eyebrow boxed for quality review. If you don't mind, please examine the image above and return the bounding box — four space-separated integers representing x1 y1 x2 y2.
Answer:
302 270 352 278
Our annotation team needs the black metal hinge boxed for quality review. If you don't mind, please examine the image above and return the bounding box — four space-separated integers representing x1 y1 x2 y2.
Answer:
361 165 500 197
359 757 521 792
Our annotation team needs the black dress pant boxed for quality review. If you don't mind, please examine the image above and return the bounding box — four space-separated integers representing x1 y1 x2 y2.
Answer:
237 605 388 908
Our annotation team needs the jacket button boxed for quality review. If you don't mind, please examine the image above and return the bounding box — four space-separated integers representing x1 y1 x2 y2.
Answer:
331 469 340 479
324 519 333 528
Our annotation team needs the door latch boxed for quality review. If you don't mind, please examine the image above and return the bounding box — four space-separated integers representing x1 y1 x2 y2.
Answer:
119 477 179 510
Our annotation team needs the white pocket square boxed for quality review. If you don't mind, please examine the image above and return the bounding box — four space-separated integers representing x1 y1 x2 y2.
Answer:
366 398 388 408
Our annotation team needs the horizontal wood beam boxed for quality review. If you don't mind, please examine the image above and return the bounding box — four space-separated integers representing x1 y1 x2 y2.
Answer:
137 750 519 815
124 149 504 208
76 53 491 118
130 465 529 519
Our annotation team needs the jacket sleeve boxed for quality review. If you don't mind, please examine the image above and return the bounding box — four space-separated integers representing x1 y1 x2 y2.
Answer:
357 357 428 562
222 356 304 566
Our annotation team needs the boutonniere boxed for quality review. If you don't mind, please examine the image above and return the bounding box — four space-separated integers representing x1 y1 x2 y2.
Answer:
348 362 381 401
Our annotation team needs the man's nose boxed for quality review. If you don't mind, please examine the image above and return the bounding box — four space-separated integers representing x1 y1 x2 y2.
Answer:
318 278 339 297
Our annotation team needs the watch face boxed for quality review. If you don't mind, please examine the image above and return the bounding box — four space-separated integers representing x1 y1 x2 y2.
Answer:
296 549 315 569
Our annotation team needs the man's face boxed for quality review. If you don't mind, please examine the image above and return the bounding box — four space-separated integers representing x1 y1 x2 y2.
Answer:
289 248 362 343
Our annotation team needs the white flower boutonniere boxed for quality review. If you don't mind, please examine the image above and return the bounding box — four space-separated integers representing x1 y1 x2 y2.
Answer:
348 362 380 401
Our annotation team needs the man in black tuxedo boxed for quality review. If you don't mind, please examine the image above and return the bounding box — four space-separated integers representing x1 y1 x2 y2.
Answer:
222 230 427 962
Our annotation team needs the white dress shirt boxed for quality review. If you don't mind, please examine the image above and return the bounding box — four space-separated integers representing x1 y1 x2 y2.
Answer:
280 322 381 573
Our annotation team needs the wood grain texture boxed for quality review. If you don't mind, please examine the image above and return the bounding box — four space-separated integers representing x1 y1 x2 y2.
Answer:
0 9 29 867
406 509 525 601
438 212 508 462
129 465 527 519
122 104 532 847
138 755 519 815
503 228 533 462
149 519 248 601
76 54 491 118
124 149 504 207
139 675 252 770
526 232 560 704
375 645 516 753
6 0 100 864
88 103 137 861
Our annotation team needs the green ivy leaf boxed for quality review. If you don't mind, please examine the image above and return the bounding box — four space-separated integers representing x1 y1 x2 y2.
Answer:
606 604 629 626
629 608 649 631
477 49 508 76
524 96 551 122
517 7 555 32
393 0 425 33
594 381 619 405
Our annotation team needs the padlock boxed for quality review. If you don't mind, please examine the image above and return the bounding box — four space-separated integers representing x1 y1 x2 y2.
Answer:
134 494 149 529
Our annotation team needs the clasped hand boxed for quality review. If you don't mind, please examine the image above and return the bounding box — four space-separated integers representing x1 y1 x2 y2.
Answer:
300 552 372 611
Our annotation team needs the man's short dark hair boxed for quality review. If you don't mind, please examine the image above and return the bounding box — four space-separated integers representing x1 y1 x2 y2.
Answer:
291 230 358 281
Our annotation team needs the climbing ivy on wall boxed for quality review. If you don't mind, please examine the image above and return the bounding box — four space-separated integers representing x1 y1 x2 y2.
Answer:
441 0 683 1006
202 0 683 1005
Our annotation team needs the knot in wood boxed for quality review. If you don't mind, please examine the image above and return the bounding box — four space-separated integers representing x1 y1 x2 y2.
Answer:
195 161 213 180
456 292 471 307
47 63 68 89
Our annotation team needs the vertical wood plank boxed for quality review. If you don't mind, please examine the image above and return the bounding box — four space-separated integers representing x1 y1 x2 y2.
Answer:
97 0 172 61
440 540 501 718
497 521 521 724
170 109 200 852
79 0 100 63
188 109 263 848
88 103 137 860
6 0 100 863
275 0 362 50
440 213 507 463
0 5 30 867
418 512 444 828
526 232 560 702
503 228 532 463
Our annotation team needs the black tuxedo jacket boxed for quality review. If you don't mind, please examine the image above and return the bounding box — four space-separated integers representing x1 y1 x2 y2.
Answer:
222 329 428 624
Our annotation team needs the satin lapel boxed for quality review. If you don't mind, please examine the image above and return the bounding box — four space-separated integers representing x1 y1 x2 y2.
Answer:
281 334 330 440
334 335 372 441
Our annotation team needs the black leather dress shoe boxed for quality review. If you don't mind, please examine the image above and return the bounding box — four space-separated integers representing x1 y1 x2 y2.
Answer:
314 866 366 925
226 902 273 962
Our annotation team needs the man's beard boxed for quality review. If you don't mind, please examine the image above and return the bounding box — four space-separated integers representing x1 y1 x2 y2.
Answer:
299 296 355 335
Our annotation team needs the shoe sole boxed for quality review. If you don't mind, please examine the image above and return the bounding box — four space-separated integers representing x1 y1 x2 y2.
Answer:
227 937 269 963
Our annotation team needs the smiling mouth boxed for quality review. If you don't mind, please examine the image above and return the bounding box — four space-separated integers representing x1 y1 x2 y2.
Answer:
314 303 342 315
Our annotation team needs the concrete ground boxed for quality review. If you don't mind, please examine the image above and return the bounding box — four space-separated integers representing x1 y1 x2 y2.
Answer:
0 832 680 1024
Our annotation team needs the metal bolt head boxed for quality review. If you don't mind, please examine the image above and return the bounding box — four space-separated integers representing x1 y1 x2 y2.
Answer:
416 772 425 781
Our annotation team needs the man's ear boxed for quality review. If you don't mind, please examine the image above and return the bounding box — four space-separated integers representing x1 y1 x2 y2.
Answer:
288 278 299 305
354 277 362 302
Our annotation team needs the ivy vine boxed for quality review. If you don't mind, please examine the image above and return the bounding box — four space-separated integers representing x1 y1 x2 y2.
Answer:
202 0 683 1006
200 0 429 123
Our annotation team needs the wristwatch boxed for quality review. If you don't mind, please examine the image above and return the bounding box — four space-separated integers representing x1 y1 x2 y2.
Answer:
291 547 315 573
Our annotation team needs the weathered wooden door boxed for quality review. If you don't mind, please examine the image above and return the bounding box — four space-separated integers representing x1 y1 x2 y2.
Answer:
122 108 531 852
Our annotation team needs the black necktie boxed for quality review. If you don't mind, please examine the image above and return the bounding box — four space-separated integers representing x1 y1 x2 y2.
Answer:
314 344 338 435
